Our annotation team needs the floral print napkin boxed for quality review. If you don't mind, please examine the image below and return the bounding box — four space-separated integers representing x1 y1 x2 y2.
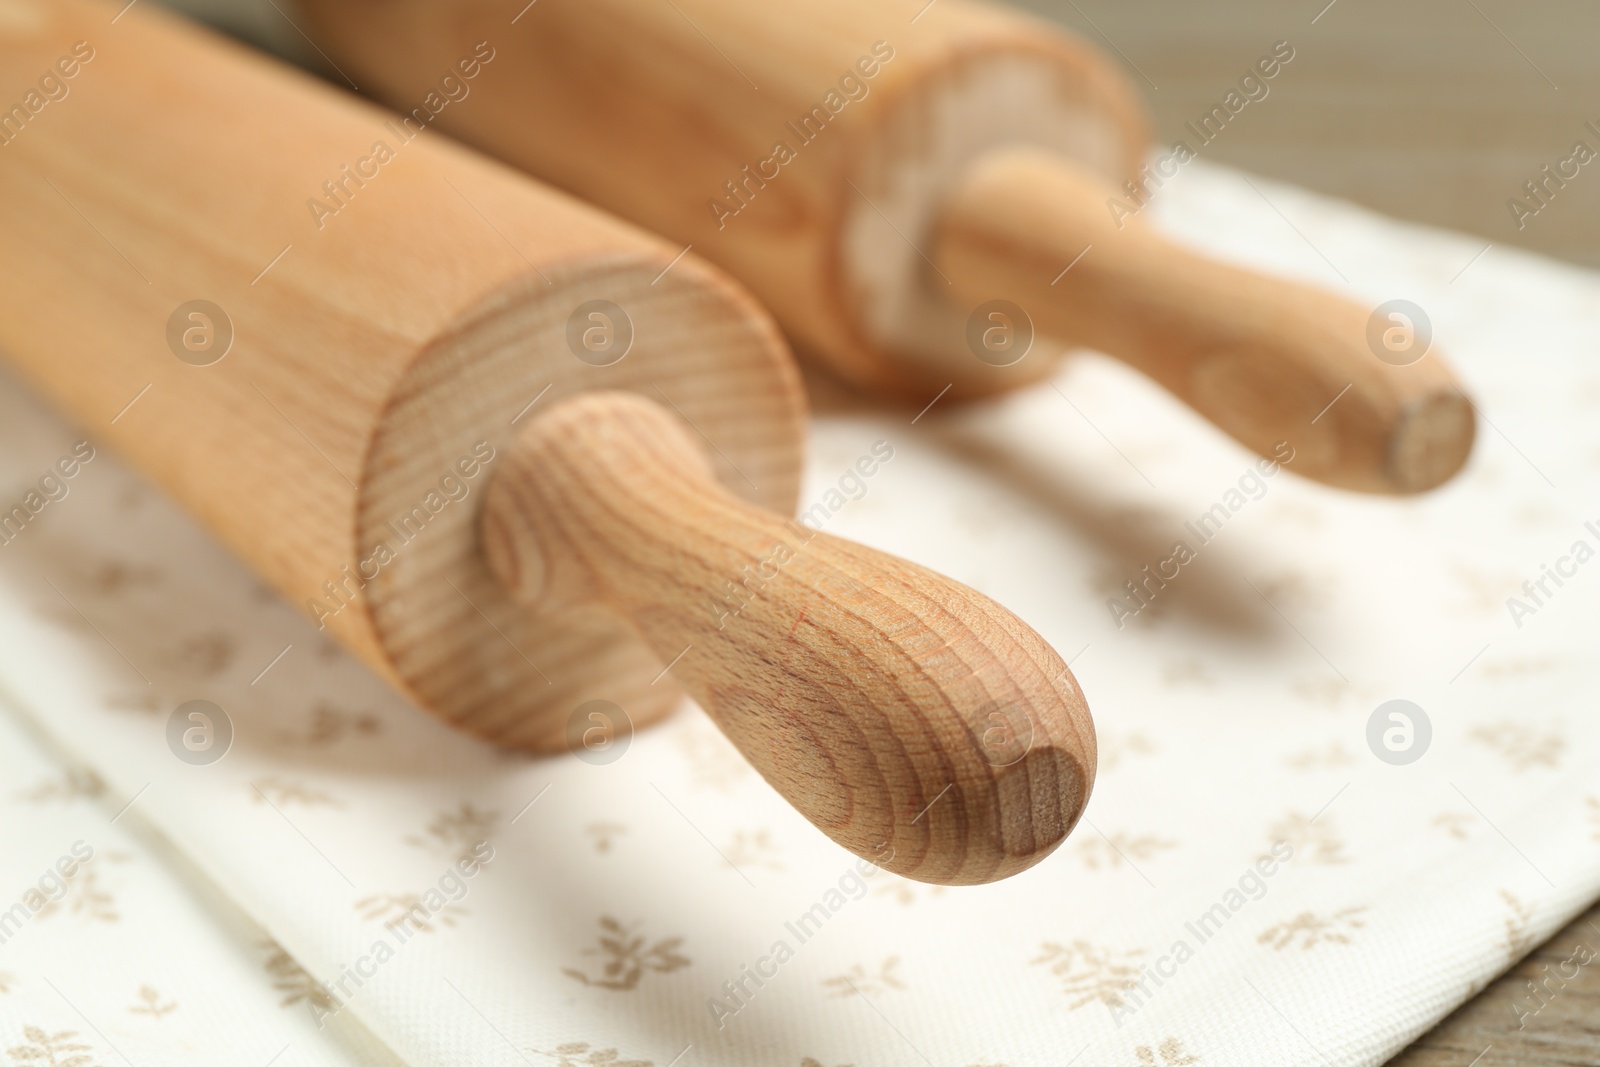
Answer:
0 162 1596 1067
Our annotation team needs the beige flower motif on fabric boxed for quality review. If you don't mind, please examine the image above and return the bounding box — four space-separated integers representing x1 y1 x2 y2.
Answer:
872 876 945 907
584 822 627 854
260 940 337 1014
5 1027 101 1067
1448 561 1519 615
405 803 499 858
723 829 784 873
1075 832 1176 872
0 974 12 994
1588 796 1600 841
676 726 749 791
250 778 343 809
105 691 165 716
277 702 383 748
114 485 149 513
1030 941 1143 1010
355 894 466 935
82 560 163 596
822 957 904 998
527 1043 651 1067
1290 677 1348 710
1431 812 1474 840
1098 732 1158 771
1257 907 1366 950
1253 571 1335 613
1161 659 1215 688
801 1061 995 1067
1500 890 1536 961
1267 812 1348 865
1284 742 1356 770
35 855 125 925
1469 721 1565 772
1135 1038 1201 1065
128 986 176 1020
1480 658 1560 681
563 917 689 992
33 605 100 639
13 768 105 805
158 632 235 678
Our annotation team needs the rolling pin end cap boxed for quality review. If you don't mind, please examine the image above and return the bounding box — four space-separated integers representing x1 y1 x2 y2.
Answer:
887 738 1091 887
989 743 1093 880
1389 387 1476 493
897 671 1096 886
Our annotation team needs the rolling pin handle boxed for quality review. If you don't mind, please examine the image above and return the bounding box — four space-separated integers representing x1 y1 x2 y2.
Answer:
932 146 1475 494
481 391 1096 885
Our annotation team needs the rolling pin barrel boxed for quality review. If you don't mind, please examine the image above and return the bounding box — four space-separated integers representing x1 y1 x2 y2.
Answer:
0 0 1094 884
290 0 1474 494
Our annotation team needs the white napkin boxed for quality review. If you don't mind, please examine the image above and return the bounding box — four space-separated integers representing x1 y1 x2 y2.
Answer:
0 160 1596 1067
0 680 400 1066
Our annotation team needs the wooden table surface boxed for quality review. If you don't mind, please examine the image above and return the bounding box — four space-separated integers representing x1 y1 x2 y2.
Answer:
1390 900 1600 1067
1017 0 1600 272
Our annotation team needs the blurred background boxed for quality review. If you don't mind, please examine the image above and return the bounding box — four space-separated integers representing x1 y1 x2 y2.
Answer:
166 0 1600 270
1015 0 1600 270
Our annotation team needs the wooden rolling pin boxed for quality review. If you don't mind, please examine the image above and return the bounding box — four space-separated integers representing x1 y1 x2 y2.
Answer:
0 0 1094 885
285 0 1476 494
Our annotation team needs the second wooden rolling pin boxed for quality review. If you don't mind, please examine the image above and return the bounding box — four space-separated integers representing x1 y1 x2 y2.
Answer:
289 0 1476 495
0 0 1093 885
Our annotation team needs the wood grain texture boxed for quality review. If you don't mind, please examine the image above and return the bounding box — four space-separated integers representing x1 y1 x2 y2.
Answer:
176 0 1600 270
0 0 805 743
482 392 1095 885
1389 899 1600 1067
934 147 1475 493
288 0 1473 494
287 0 1148 400
0 0 1099 883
